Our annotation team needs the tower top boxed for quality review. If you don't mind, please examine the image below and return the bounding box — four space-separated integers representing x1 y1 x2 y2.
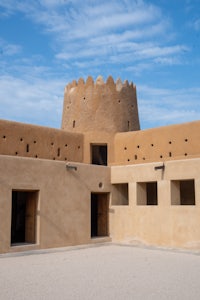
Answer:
61 75 140 133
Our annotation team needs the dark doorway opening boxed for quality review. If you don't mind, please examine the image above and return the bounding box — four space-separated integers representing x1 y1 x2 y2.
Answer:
91 144 107 166
11 190 38 245
91 193 109 238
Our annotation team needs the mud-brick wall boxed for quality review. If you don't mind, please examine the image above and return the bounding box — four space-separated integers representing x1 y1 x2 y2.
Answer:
62 76 140 133
0 120 83 162
114 121 200 165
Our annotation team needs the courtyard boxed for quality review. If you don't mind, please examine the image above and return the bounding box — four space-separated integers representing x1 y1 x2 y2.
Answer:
0 243 200 299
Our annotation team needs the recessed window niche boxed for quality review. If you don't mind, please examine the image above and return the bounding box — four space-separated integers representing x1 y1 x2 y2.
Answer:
171 179 195 205
112 183 129 205
137 182 158 205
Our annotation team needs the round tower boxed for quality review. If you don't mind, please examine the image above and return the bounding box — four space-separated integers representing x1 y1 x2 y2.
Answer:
61 75 140 133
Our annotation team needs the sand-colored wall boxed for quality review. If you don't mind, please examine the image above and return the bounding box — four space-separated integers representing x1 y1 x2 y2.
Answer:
0 155 111 254
110 158 200 249
83 131 115 165
62 76 140 133
0 119 83 162
114 121 200 165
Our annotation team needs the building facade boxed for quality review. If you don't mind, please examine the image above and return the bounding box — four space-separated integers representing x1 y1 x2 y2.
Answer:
0 76 200 254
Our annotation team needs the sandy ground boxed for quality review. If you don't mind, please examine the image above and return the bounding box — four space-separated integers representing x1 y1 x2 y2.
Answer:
0 244 200 300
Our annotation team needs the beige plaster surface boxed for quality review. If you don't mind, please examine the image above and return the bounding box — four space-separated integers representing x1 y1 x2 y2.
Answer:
110 158 200 249
1 244 200 300
0 119 83 162
0 155 111 253
83 131 115 164
114 120 200 164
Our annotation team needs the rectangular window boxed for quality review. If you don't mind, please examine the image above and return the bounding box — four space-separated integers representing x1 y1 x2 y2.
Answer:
137 182 158 205
171 179 195 205
11 190 39 245
91 144 107 166
111 183 129 205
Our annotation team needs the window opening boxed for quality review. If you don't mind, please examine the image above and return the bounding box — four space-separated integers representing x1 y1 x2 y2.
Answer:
171 179 195 205
91 144 107 166
137 182 158 205
112 184 128 205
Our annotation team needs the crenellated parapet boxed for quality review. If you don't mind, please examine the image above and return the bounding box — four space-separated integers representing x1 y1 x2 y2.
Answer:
61 75 140 133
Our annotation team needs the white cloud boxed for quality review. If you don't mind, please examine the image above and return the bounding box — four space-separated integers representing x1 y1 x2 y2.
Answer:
138 85 200 128
0 0 187 69
0 75 65 128
0 38 21 56
0 0 199 129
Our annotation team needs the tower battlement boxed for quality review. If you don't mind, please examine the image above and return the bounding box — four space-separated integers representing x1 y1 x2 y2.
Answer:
62 75 140 133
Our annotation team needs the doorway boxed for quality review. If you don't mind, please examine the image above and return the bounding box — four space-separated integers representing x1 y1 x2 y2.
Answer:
11 190 38 245
91 193 109 237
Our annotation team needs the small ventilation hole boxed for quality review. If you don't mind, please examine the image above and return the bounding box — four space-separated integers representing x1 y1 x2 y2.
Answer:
26 144 29 153
73 120 76 128
160 155 163 158
137 145 140 148
185 153 188 156
151 144 154 147
57 148 60 157
169 152 172 157
169 141 172 144
20 138 23 142
185 138 188 142
124 147 127 150
134 155 137 160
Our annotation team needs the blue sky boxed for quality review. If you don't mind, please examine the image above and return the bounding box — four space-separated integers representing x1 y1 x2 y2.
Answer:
0 0 199 129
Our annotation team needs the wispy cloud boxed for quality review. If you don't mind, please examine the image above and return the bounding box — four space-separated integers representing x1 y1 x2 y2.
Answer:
0 75 65 127
138 85 200 128
0 0 187 70
0 0 199 129
0 38 21 56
